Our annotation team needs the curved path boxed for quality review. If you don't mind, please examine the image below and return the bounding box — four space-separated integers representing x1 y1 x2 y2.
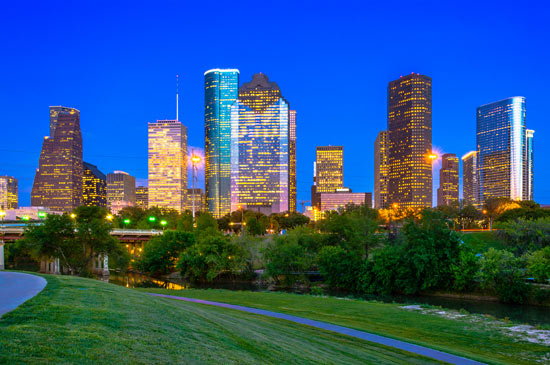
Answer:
149 293 484 365
0 272 47 317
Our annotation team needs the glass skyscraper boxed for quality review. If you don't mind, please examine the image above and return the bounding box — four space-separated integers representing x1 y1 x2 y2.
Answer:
32 106 83 212
230 73 290 215
0 176 18 210
462 151 479 207
204 69 239 218
106 171 136 208
148 120 187 212
387 74 432 208
437 153 459 207
374 131 389 209
289 110 297 212
83 162 107 208
476 97 534 204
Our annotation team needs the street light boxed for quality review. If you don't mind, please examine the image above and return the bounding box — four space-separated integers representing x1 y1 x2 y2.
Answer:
123 218 131 225
37 211 47 219
160 220 167 230
70 213 76 219
191 152 202 222
106 214 113 221
148 216 156 223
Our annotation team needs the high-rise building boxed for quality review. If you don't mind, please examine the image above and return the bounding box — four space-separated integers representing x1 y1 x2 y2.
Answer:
477 97 534 204
106 171 135 209
31 106 83 212
136 186 148 209
374 131 389 209
387 74 432 208
204 69 239 218
437 153 459 207
462 151 479 207
230 73 290 215
186 188 206 213
82 162 106 208
0 176 18 210
312 146 344 207
148 120 187 212
289 110 297 212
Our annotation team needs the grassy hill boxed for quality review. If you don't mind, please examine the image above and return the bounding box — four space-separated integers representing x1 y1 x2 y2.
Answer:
0 275 438 364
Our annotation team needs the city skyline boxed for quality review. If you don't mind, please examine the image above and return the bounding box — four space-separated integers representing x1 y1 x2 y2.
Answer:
1 2 548 207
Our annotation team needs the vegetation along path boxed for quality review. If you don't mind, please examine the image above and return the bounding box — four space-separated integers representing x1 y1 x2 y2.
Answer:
149 293 483 365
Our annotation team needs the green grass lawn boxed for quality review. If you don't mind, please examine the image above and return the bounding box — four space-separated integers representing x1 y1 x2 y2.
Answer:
461 231 506 253
0 274 440 364
141 288 550 365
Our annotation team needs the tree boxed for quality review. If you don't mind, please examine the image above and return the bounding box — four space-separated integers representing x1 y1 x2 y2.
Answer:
478 248 528 303
497 218 550 255
458 205 483 229
24 206 127 276
451 245 480 292
526 246 550 284
317 246 362 291
483 197 520 230
136 231 195 275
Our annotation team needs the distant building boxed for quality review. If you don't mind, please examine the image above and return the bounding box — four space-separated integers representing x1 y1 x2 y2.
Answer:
230 73 290 215
106 171 135 209
387 74 432 208
437 154 459 207
185 188 206 213
204 69 239 218
82 162 106 208
135 186 148 209
0 176 18 210
148 120 187 212
462 151 479 207
308 188 372 220
4 206 62 220
312 146 344 207
289 110 297 212
31 106 83 212
374 131 388 209
109 200 134 216
477 97 534 204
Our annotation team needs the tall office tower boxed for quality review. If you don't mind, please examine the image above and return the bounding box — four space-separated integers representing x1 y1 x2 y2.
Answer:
106 171 136 208
186 188 206 212
437 153 459 207
374 131 389 209
148 120 187 212
31 106 83 212
462 151 479 207
312 146 344 207
477 97 534 204
82 162 107 208
230 73 290 215
0 176 18 210
387 74 432 208
289 110 297 212
204 69 239 218
135 186 149 209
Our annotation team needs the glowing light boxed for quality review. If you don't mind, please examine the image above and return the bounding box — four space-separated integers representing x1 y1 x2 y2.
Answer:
160 220 167 226
37 212 47 218
106 214 113 221
148 216 156 222
123 219 131 225
70 213 76 219
22 215 30 221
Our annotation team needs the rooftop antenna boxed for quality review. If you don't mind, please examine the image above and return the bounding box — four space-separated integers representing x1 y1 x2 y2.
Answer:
176 74 179 121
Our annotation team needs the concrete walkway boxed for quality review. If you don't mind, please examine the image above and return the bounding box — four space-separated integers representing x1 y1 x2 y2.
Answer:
0 272 47 317
149 293 484 365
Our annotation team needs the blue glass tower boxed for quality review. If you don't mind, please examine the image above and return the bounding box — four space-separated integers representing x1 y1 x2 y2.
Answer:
476 96 534 204
204 69 239 218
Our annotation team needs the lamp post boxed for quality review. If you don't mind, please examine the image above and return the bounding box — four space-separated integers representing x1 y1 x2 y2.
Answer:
191 152 202 222
160 220 167 231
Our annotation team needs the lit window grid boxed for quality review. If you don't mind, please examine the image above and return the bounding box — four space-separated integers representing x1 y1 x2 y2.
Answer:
106 172 136 207
315 146 343 193
374 131 389 209
0 176 18 210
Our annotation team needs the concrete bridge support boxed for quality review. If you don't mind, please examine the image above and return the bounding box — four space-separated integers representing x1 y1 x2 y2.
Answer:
0 241 4 271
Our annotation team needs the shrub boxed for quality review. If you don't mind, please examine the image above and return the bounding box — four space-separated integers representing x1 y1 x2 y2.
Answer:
136 231 195 275
497 218 550 255
317 246 362 291
451 245 480 292
264 239 310 287
526 246 550 284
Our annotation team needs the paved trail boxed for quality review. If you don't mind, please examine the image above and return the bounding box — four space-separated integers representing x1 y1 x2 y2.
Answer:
0 272 47 317
149 293 484 365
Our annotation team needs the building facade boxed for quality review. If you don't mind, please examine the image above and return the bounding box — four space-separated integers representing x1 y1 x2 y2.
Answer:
476 97 534 204
230 73 290 215
312 146 344 207
31 106 83 212
82 162 106 208
204 69 239 218
186 188 206 213
437 153 459 207
374 131 388 209
148 120 187 212
106 171 135 209
135 186 148 209
462 151 479 207
387 74 432 208
0 176 18 210
289 110 297 212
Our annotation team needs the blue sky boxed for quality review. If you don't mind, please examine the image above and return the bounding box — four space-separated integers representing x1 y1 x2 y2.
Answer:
1 1 548 207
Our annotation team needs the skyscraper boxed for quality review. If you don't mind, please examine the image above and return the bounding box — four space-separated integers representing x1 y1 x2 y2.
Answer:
387 74 432 208
312 146 344 207
204 69 239 218
437 153 459 207
0 176 18 210
31 106 83 212
477 97 534 204
374 131 389 209
82 162 106 208
106 171 135 208
136 186 149 209
230 73 290 215
148 120 187 212
462 151 479 207
289 110 297 212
